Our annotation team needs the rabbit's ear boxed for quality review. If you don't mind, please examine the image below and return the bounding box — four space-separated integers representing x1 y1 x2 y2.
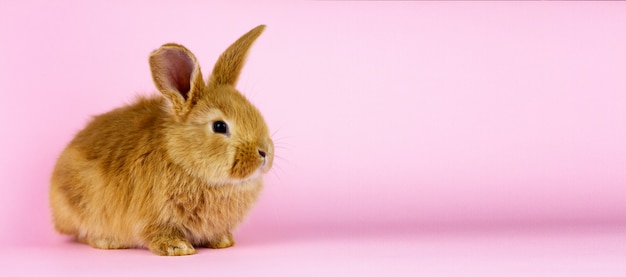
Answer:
208 25 265 88
149 44 205 116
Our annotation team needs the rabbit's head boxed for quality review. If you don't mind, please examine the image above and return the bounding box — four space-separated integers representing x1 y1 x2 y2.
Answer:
149 25 272 185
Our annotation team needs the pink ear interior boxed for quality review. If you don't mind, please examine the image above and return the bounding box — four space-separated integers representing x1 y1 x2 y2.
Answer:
155 48 194 100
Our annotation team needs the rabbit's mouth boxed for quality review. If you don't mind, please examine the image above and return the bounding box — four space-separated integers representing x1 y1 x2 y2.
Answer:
240 155 272 183
229 144 272 180
229 158 262 180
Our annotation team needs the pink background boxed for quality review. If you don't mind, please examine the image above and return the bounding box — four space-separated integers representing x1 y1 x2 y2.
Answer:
1 1 626 275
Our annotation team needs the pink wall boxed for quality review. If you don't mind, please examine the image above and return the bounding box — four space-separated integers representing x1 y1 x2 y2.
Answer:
1 1 625 246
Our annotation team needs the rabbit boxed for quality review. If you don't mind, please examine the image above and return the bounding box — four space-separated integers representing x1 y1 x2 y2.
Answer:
49 25 273 256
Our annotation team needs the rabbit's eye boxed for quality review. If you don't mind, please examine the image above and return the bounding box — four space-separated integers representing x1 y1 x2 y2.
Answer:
212 121 229 134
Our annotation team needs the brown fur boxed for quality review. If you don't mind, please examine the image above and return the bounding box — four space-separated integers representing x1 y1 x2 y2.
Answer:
50 25 272 256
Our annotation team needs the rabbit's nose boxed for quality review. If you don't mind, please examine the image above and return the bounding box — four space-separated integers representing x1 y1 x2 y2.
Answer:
258 149 266 158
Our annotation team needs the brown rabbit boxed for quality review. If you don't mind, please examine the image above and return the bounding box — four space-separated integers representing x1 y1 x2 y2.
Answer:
49 25 273 256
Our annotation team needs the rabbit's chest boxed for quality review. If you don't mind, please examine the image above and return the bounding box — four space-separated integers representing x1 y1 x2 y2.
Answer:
169 180 263 239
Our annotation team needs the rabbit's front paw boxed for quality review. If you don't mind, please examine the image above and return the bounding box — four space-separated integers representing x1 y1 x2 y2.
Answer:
148 237 196 256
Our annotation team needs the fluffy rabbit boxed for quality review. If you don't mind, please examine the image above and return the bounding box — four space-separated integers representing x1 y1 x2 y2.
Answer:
50 25 273 256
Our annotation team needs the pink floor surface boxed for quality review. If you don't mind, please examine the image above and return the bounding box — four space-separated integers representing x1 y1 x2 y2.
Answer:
3 225 626 276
